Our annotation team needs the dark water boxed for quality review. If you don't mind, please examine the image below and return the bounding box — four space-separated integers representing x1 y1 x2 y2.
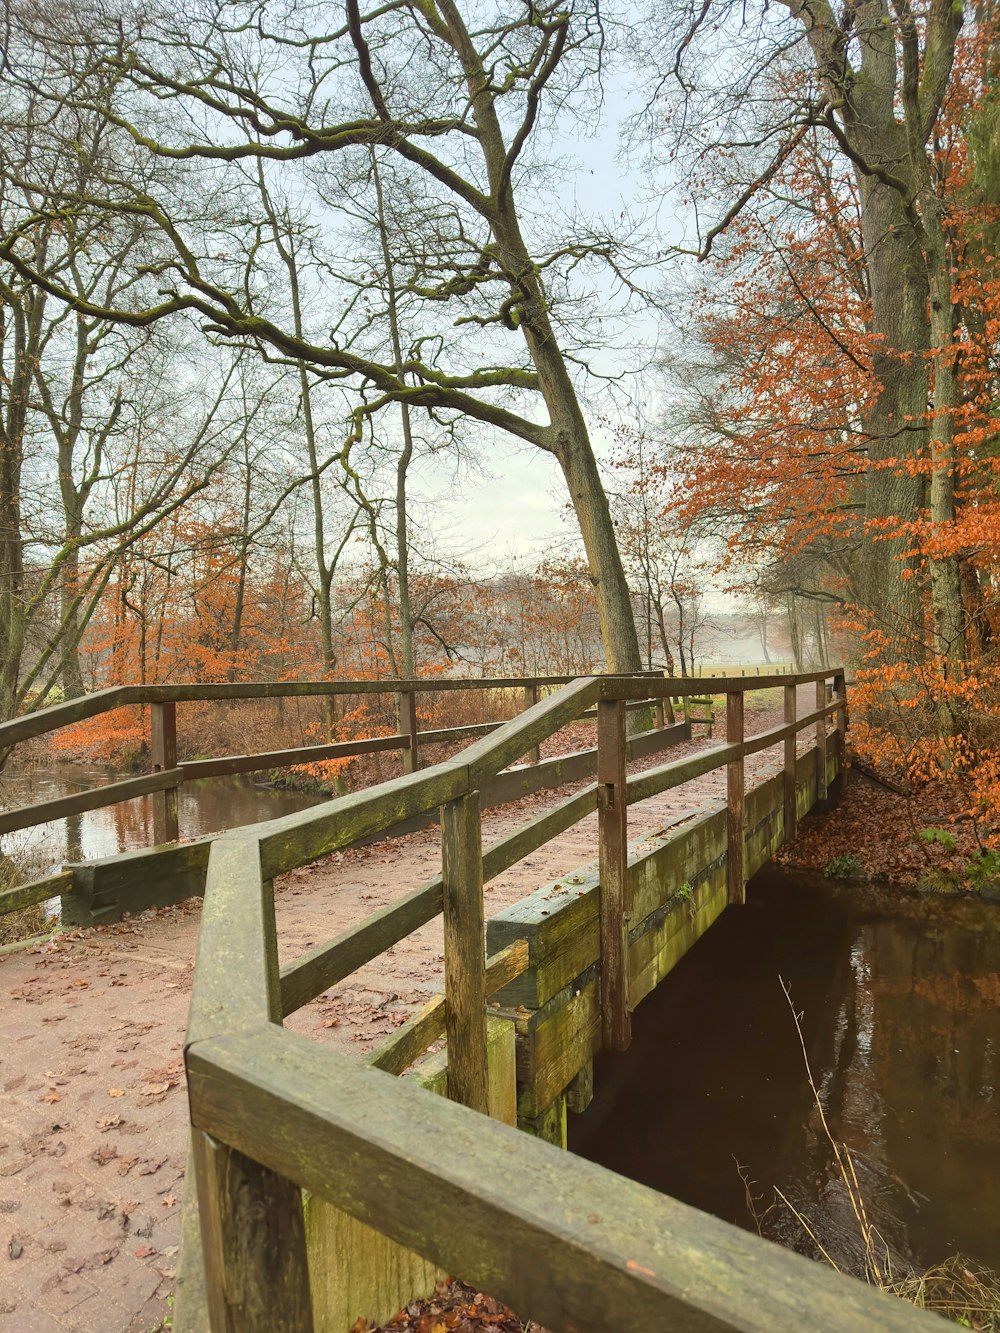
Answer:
4 763 324 877
570 868 1000 1276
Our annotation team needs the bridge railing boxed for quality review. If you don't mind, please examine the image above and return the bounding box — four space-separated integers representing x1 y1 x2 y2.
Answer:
169 667 910 1333
1 671 687 920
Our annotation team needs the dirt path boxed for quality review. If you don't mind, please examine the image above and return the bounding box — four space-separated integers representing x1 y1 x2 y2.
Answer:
0 699 809 1330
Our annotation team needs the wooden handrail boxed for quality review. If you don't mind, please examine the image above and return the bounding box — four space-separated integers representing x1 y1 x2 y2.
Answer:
184 1023 933 1332
176 667 855 1327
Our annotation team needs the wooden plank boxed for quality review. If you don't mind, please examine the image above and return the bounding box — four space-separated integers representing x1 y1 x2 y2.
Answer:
0 767 185 837
181 734 407 779
0 868 73 917
0 685 130 748
279 878 444 1018
255 761 469 880
481 784 597 883
0 669 845 752
783 683 797 844
463 676 601 787
597 669 835 700
597 698 630 1052
369 995 446 1079
368 939 529 1077
183 839 313 1330
726 692 745 905
186 838 279 1043
399 690 419 775
441 791 488 1113
151 701 179 844
190 1128 313 1333
416 722 501 746
816 678 829 804
623 739 740 806
524 684 540 764
187 1026 935 1333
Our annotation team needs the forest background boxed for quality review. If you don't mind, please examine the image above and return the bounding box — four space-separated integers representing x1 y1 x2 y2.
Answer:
1 0 998 836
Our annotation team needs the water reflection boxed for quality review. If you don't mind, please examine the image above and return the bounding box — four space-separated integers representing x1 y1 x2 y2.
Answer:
3 763 323 876
570 869 1000 1275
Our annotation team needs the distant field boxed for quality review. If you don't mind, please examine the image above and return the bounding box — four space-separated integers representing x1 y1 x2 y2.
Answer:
690 661 795 677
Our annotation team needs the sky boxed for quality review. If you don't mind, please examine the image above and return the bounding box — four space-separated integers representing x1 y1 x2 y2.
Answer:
409 73 683 567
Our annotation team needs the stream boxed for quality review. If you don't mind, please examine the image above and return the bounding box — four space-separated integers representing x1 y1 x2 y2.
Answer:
3 762 324 879
570 866 1000 1277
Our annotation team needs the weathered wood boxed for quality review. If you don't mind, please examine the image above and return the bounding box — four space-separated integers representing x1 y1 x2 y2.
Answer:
524 683 540 764
482 784 596 882
187 838 280 1043
0 868 73 917
399 690 419 775
256 761 469 880
597 669 834 701
816 678 829 804
441 791 488 1113
183 840 313 1331
833 669 848 778
783 683 797 844
151 700 180 844
367 939 528 1077
726 692 745 905
565 1059 594 1114
181 734 407 780
63 837 212 927
463 676 601 786
279 879 444 1018
189 1128 313 1333
597 698 630 1053
0 767 185 837
187 1025 934 1333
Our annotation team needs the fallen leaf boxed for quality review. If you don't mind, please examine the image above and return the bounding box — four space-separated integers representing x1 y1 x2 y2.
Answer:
162 1194 177 1207
107 1088 125 1098
40 1092 62 1104
133 1244 156 1259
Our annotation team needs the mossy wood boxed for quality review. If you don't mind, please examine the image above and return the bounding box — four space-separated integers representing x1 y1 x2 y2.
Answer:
441 791 489 1112
185 1023 933 1333
0 868 73 915
176 669 864 1331
489 746 842 1120
38 716 687 925
367 938 529 1077
597 699 630 1052
0 767 184 837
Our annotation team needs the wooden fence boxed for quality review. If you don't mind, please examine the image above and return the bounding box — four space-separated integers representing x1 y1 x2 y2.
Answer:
0 672 688 922
170 667 932 1331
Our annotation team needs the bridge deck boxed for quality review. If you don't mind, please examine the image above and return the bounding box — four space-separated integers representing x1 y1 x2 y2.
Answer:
1 691 812 1332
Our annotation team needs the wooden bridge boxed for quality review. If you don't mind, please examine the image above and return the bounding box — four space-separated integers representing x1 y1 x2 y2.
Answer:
0 670 938 1331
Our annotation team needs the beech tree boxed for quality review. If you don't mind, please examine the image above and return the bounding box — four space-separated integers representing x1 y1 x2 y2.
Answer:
6 0 646 672
643 0 978 674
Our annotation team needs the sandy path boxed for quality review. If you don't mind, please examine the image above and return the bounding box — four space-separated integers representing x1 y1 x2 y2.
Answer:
0 696 809 1330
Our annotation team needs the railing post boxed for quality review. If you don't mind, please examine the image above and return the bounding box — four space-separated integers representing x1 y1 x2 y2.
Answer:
524 683 540 764
185 842 313 1330
727 691 745 905
399 689 419 775
441 790 489 1114
598 697 630 1052
150 701 179 844
816 678 829 805
783 682 797 844
833 669 848 782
